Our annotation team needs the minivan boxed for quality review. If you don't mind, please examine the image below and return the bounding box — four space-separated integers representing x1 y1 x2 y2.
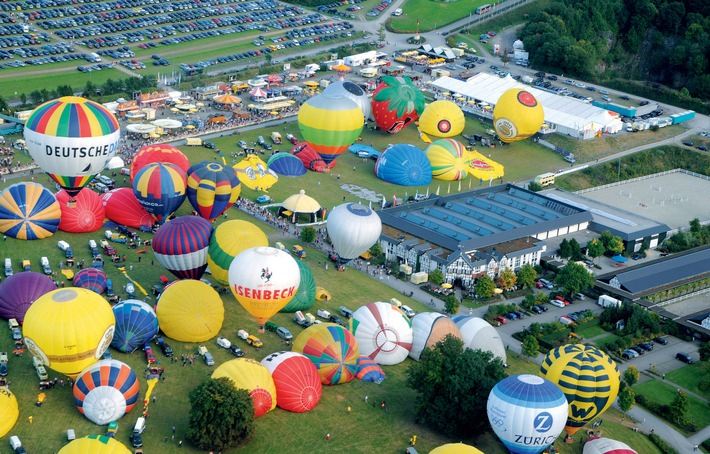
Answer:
276 327 293 341
676 352 693 364
4 258 12 277
400 305 415 317
538 278 554 289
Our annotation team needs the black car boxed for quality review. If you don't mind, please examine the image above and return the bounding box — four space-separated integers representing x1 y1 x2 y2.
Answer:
632 253 645 260
654 337 669 345
531 305 543 314
620 95 630 100
639 100 650 106
676 352 692 364
129 431 143 448
697 145 708 151
156 337 173 357
682 141 693 147
637 342 654 352
228 345 245 357
547 75 558 81
514 311 525 319
202 140 216 149
329 314 344 326
631 346 645 355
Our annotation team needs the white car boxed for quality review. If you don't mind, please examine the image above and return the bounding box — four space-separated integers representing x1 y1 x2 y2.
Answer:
550 299 566 308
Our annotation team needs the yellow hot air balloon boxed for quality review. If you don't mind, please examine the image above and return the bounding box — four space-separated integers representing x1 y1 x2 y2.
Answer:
493 88 544 143
207 220 269 286
212 358 277 418
430 443 485 454
233 155 278 191
425 139 471 181
156 280 224 342
466 150 505 181
539 344 620 435
59 435 131 454
418 100 465 138
23 288 115 378
0 389 19 438
228 247 300 329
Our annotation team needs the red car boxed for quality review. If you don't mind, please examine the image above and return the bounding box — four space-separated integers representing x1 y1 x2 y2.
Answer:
494 316 508 325
535 281 544 289
554 296 571 306
144 344 156 364
104 245 116 256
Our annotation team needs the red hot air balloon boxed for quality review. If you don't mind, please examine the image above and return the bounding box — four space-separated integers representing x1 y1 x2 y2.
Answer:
56 188 105 233
261 351 322 413
291 142 328 172
130 144 190 183
100 188 153 230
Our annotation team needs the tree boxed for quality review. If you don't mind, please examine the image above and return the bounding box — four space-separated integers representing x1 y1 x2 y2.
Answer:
617 385 636 413
496 268 517 291
587 239 605 263
569 239 584 261
30 90 43 105
527 181 543 192
444 294 460 315
607 236 624 255
300 226 316 243
186 378 255 451
555 262 594 295
699 342 710 362
668 390 690 425
369 241 383 258
428 269 444 286
406 335 506 437
521 293 537 310
19 93 27 107
474 275 495 298
516 264 537 289
558 238 572 259
522 335 539 357
623 365 639 387
56 84 74 97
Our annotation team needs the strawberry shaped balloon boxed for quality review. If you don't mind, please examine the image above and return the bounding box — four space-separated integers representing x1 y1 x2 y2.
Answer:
371 76 426 134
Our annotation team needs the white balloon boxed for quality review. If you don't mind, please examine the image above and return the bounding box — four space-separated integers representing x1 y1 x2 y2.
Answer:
583 437 638 454
350 302 413 365
408 312 461 361
326 203 382 261
453 316 506 364
323 81 372 120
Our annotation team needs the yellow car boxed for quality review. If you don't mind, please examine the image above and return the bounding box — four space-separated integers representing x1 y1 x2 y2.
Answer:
292 245 306 259
246 335 263 348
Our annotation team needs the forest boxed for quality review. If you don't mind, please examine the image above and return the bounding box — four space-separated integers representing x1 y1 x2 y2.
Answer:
519 0 710 100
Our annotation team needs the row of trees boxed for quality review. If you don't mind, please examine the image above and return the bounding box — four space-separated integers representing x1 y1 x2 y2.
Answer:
663 218 710 253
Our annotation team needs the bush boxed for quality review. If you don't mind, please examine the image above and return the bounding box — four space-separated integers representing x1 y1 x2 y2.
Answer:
648 433 679 454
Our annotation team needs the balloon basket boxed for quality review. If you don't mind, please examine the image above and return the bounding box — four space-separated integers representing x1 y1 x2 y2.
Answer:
258 325 265 334
66 199 77 208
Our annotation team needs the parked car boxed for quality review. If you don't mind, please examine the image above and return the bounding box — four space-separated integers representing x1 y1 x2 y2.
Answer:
531 305 543 314
622 349 638 360
654 337 669 345
156 337 173 357
514 311 525 319
631 346 645 355
276 326 293 341
550 299 565 308
637 342 654 352
573 293 586 300
504 312 517 320
246 335 263 348
256 195 272 204
676 352 693 364
493 315 507 325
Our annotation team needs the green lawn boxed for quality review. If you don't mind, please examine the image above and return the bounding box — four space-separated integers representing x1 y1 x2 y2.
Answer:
574 320 606 339
664 363 710 400
389 0 489 33
634 379 710 433
594 334 621 349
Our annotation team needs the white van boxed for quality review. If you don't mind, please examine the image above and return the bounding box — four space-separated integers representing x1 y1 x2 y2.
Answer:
133 417 146 434
400 305 416 317
10 436 22 451
4 258 12 277
40 256 51 275
89 239 97 249
57 240 70 251
316 309 331 320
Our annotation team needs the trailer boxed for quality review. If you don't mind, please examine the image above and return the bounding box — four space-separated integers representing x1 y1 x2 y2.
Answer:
670 110 695 125
598 294 622 308
592 101 636 118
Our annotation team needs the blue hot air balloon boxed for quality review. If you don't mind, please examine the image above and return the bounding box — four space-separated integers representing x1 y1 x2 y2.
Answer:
152 216 214 280
356 356 386 383
111 300 159 353
0 272 57 322
73 268 108 294
132 162 187 224
0 182 61 240
487 374 569 454
267 152 307 177
374 144 432 186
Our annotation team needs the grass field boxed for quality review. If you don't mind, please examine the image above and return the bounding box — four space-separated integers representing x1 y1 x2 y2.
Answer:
664 363 710 400
574 320 606 340
594 334 621 350
634 379 710 434
388 0 489 33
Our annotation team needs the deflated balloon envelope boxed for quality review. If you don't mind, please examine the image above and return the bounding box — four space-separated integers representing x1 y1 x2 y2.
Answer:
375 144 432 186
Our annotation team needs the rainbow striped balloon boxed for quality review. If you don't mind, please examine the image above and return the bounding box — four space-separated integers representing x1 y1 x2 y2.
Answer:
132 162 187 224
293 323 360 386
298 93 363 165
425 138 470 181
540 344 620 435
186 161 241 222
24 97 120 196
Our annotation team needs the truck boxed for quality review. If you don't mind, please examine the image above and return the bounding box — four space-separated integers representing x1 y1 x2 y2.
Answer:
40 256 52 275
4 258 12 277
185 137 203 146
591 101 636 118
270 132 282 144
598 294 622 308
670 110 696 125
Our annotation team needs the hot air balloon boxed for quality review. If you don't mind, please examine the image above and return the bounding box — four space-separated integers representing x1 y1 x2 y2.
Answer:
326 203 382 264
152 216 213 280
466 151 505 181
132 162 187 224
56 188 105 233
233 155 279 191
374 144 432 186
540 344 620 435
298 93 364 165
100 188 154 230
487 374 568 454
267 152 307 177
425 139 471 181
261 351 322 413
371 75 426 134
212 358 277 418
583 437 638 454
23 96 120 197
356 355 386 383
418 100 465 138
280 260 316 313
0 389 19 438
73 268 108 294
111 300 159 353
228 247 300 330
0 272 56 322
429 443 485 454
493 88 544 143
156 280 224 342
0 182 61 240
186 161 242 221
73 359 140 425
322 80 372 119
452 316 506 364
23 288 115 378
291 142 328 172
292 323 359 386
409 312 462 361
350 302 413 365
130 144 190 183
58 435 131 454
208 220 268 286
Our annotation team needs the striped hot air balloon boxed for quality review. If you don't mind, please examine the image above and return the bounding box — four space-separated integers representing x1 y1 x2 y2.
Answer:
293 323 359 386
355 356 386 383
207 220 268 286
409 312 462 361
73 360 140 425
261 351 322 413
540 344 620 435
130 143 190 184
212 358 277 418
350 302 412 366
280 260 316 313
132 162 187 224
425 138 471 181
152 216 213 280
56 188 105 233
73 268 108 294
111 300 159 353
0 182 61 240
186 161 241 221
24 96 120 197
298 93 364 165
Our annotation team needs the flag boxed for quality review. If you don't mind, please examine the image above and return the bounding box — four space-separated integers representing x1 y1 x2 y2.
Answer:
436 185 440 196
381 194 386 209
425 187 429 197
393 194 397 207
447 183 451 194
458 180 462 192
